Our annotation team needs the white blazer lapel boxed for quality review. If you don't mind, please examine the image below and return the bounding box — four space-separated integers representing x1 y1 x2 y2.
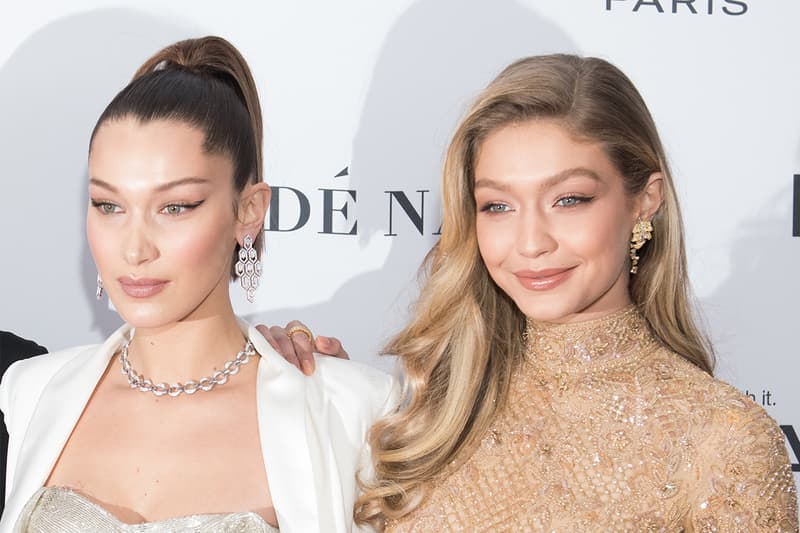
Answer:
3 322 334 533
1 325 129 532
246 323 323 533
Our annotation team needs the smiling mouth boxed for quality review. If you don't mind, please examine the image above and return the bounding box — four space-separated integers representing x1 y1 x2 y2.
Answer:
514 267 576 291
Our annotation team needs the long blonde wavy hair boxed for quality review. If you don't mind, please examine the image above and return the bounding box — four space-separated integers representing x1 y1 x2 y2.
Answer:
355 54 715 528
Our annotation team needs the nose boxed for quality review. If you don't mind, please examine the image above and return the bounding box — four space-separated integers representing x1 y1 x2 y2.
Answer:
122 215 158 267
517 208 557 258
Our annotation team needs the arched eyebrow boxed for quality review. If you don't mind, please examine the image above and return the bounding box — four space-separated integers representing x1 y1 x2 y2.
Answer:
88 178 118 192
89 176 211 193
153 177 211 192
474 167 602 191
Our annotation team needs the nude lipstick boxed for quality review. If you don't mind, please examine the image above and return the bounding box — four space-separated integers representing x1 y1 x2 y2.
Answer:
118 276 169 298
514 267 575 291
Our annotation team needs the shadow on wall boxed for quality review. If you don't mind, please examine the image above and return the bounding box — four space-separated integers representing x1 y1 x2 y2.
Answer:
0 10 196 349
699 183 800 477
248 0 577 371
700 185 800 382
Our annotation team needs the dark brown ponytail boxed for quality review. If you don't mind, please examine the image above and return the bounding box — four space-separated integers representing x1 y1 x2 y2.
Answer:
90 36 264 276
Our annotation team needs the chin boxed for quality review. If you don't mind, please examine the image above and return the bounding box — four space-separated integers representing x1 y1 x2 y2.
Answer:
508 289 592 324
111 301 179 330
517 304 572 323
508 296 566 323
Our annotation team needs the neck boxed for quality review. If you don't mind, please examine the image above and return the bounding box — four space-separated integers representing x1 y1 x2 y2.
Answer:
525 304 658 372
530 302 636 329
125 311 248 384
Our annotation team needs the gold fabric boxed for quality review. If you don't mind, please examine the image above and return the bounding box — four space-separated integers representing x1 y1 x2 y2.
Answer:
15 486 279 533
387 306 798 532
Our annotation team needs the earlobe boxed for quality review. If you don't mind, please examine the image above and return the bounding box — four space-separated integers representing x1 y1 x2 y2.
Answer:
637 172 664 221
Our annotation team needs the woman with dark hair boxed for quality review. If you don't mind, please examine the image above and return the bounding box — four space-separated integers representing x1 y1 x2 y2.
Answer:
0 36 394 533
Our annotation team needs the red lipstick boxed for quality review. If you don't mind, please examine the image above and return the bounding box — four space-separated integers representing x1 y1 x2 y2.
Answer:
118 276 169 298
514 267 575 291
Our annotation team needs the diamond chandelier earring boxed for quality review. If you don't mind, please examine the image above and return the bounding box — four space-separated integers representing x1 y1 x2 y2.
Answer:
96 274 104 300
629 219 653 274
235 234 262 303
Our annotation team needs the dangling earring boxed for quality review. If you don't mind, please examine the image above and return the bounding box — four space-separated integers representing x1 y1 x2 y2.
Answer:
235 234 262 303
96 274 104 300
629 219 653 274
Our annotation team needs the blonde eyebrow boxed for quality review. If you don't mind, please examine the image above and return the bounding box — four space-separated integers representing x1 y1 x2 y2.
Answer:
89 176 211 193
473 177 511 191
474 167 602 191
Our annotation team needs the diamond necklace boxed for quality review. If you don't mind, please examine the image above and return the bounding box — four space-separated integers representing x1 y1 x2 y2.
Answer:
119 338 256 398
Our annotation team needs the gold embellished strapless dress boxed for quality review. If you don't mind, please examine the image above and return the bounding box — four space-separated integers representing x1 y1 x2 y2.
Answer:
387 306 799 532
15 486 279 533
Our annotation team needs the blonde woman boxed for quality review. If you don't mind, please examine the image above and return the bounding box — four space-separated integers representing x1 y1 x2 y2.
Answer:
0 36 395 533
276 55 798 531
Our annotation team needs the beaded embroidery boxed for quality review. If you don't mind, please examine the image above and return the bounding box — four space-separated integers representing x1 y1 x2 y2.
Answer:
387 307 798 532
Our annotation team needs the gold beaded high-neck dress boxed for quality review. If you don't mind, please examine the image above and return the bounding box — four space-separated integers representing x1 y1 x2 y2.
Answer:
386 306 798 532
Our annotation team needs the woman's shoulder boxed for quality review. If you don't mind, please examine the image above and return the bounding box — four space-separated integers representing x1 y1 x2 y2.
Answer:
312 356 399 419
647 347 784 444
0 344 98 425
652 352 799 525
2 344 97 389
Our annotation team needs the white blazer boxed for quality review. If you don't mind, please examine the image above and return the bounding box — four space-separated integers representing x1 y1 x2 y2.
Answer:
0 319 397 533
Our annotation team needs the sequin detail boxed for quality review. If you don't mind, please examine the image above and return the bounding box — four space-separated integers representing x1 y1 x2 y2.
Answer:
387 306 798 532
16 486 279 532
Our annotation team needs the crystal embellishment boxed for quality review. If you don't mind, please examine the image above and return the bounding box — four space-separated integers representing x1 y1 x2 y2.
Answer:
235 234 262 303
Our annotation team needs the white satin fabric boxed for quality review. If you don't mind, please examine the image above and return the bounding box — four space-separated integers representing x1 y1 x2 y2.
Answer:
0 319 396 533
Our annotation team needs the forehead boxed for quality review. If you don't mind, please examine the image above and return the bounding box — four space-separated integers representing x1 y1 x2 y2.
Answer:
89 117 233 187
474 119 618 183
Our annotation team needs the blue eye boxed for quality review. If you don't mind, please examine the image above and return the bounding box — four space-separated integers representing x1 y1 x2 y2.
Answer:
480 203 511 213
555 196 593 207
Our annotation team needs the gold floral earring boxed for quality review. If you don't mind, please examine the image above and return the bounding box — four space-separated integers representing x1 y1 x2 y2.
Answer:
629 219 653 274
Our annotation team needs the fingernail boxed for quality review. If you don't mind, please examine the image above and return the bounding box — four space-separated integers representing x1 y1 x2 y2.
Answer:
300 359 314 376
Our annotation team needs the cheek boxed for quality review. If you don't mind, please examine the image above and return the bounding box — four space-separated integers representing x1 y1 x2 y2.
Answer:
86 213 116 269
476 217 515 273
167 211 235 270
564 204 630 267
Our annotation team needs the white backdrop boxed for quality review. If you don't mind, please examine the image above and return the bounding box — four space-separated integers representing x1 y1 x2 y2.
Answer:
1 0 798 483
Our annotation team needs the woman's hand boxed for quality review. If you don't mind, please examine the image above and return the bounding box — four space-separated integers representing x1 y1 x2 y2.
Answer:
256 320 349 376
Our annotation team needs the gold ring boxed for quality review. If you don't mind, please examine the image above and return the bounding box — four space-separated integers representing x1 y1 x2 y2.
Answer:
287 325 313 343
